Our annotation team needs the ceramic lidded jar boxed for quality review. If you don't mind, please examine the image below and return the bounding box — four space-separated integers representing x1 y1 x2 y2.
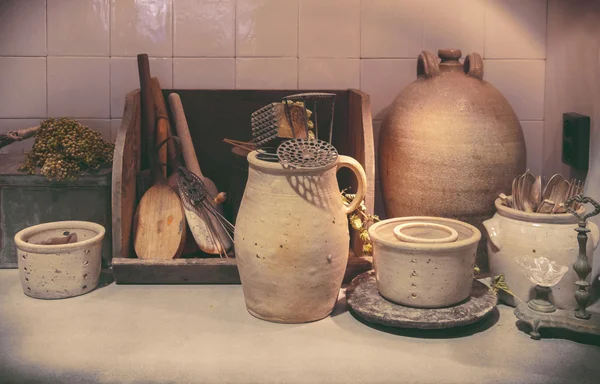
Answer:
379 49 526 271
368 216 481 308
484 199 600 308
234 151 367 323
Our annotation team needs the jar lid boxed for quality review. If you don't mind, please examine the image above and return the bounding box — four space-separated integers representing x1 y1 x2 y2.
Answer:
393 222 458 244
368 216 481 251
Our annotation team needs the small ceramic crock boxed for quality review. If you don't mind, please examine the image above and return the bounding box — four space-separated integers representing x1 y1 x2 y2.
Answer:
368 216 481 309
14 221 105 299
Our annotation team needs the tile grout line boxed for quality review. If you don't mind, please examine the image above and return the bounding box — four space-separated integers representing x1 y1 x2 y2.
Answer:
45 0 48 118
540 0 550 177
483 0 487 59
359 0 362 90
420 0 424 53
171 0 174 88
296 0 300 89
234 0 237 89
108 0 112 119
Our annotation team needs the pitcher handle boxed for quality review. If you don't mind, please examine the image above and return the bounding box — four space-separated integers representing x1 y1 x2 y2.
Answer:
337 155 368 215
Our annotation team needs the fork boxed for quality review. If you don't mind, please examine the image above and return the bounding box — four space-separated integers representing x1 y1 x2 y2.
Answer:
565 179 584 211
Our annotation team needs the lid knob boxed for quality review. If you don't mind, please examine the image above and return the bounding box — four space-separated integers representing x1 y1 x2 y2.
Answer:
438 48 462 62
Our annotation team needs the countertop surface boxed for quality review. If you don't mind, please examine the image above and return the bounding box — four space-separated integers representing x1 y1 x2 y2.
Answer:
1 270 599 384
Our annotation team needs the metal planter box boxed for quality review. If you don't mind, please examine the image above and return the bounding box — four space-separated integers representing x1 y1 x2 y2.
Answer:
0 154 112 268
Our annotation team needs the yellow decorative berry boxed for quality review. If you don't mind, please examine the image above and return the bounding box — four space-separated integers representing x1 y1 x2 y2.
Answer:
349 215 363 230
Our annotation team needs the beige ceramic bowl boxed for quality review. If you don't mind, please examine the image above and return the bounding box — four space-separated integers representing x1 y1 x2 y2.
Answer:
369 216 481 308
15 221 105 299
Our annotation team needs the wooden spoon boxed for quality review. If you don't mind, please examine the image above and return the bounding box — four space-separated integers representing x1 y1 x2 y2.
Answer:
529 175 542 212
132 55 186 260
41 232 78 245
543 174 561 200
544 174 568 201
512 176 521 211
536 199 555 213
133 137 187 260
517 172 535 212
168 93 232 255
520 174 533 212
550 178 570 205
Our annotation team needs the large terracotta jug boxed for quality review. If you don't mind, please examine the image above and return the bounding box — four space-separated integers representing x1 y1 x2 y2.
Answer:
379 49 526 270
234 151 367 323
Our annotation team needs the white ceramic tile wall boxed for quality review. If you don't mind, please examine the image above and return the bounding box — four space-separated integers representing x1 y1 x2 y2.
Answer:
0 0 46 56
110 57 173 118
0 0 548 177
237 0 298 57
47 57 110 118
174 0 235 57
173 58 235 89
47 0 110 56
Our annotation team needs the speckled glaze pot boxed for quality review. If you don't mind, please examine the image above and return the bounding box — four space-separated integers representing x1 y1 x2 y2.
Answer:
368 216 480 308
234 151 367 323
484 199 599 309
15 221 105 299
379 49 526 271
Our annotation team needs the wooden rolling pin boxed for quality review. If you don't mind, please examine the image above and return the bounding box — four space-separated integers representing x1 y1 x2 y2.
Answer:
133 56 186 260
137 54 156 173
168 93 232 255
150 77 176 177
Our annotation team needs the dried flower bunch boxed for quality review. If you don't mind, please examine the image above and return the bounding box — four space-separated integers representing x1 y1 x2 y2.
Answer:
20 118 114 181
341 189 379 255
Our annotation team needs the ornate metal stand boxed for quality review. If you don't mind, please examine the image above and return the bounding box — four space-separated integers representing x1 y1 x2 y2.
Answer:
514 195 600 339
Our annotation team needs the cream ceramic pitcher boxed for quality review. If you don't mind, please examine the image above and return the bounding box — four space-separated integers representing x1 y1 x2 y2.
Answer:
234 151 367 323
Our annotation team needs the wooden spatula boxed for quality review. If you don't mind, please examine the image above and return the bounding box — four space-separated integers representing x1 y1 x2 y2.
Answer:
168 93 232 255
132 55 186 260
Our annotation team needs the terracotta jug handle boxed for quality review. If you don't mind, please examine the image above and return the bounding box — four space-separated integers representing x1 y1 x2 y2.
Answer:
417 51 440 77
337 155 368 215
464 53 484 80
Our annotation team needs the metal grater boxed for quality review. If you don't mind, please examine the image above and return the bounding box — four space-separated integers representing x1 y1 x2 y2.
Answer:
251 102 308 148
281 92 336 144
277 138 338 169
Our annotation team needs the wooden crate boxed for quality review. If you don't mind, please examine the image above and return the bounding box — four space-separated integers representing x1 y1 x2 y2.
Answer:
111 89 375 284
0 154 112 268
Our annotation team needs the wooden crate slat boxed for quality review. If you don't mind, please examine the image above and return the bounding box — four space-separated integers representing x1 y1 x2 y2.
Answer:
112 90 141 260
112 254 372 285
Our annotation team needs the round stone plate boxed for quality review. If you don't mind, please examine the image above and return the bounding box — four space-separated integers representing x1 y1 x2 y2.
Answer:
346 271 497 330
